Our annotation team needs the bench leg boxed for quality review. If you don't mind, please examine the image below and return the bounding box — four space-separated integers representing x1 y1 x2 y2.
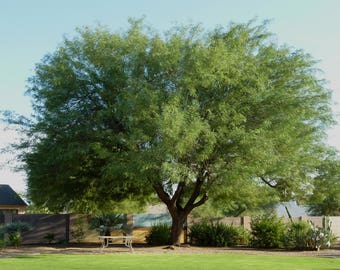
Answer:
101 239 109 248
124 238 134 252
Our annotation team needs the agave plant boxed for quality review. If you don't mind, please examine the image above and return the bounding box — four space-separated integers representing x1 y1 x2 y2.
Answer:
0 222 31 247
89 214 127 236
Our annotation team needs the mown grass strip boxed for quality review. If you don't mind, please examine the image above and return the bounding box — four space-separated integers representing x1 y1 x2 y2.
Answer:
1 253 338 270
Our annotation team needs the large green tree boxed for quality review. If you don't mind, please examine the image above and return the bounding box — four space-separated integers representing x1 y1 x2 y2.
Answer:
6 19 335 244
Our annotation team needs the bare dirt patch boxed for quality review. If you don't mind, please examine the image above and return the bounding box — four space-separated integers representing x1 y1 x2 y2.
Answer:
1 244 340 258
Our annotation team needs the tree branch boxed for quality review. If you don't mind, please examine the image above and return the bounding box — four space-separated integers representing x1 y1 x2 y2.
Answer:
184 179 204 212
152 183 171 205
260 176 277 188
192 193 208 208
170 182 185 205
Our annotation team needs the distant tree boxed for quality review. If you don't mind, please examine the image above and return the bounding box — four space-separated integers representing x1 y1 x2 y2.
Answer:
4 19 335 245
308 150 340 216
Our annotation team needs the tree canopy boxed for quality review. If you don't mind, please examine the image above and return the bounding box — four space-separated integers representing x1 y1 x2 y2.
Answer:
5 19 336 244
308 150 340 216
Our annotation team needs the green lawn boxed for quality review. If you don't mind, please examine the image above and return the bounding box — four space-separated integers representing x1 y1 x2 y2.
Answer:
1 254 339 270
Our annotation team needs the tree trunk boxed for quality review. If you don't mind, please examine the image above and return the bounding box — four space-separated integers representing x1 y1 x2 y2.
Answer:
153 177 208 246
170 212 187 246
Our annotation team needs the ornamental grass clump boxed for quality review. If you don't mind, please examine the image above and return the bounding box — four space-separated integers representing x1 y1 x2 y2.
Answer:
189 221 249 247
146 223 171 246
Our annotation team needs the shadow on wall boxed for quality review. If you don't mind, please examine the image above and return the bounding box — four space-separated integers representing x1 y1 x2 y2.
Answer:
12 214 69 244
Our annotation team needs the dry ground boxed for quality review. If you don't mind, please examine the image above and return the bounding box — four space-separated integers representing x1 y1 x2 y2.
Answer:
1 244 340 258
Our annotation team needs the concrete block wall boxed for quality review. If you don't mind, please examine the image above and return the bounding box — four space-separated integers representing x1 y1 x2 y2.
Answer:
4 213 340 245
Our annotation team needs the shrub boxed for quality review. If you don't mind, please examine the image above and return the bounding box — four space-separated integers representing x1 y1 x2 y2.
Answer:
71 216 86 243
0 222 31 247
284 221 312 250
146 223 171 246
284 220 336 250
89 213 126 236
189 221 249 247
0 229 7 249
308 220 335 251
44 233 56 244
0 238 6 249
250 215 286 248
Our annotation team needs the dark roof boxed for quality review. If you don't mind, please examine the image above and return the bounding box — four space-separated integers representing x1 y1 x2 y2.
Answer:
0 184 27 206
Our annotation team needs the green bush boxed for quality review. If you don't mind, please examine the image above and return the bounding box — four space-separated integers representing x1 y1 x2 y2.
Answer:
250 215 286 248
189 221 249 247
0 229 7 249
284 221 312 250
0 222 31 247
89 213 126 236
0 238 6 249
44 233 56 244
71 216 86 243
146 223 171 246
284 220 336 250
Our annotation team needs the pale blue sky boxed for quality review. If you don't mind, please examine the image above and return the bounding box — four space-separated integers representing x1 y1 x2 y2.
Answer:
1 0 339 191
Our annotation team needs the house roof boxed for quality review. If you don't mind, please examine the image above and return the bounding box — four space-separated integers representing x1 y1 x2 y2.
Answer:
275 201 309 218
0 184 27 206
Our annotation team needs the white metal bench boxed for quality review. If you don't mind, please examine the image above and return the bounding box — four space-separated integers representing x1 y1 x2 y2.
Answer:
98 235 134 252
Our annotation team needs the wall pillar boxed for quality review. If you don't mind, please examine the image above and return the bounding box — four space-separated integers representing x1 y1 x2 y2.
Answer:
242 216 251 231
4 213 12 225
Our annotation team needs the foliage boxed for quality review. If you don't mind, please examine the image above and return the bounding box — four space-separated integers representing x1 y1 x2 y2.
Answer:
0 222 31 247
0 238 6 249
189 221 249 247
44 233 56 244
191 184 279 218
284 219 336 251
308 151 340 216
71 216 86 243
284 221 313 250
3 18 335 244
89 214 126 236
145 223 171 246
308 220 336 251
0 229 7 249
250 215 286 248
25 204 52 214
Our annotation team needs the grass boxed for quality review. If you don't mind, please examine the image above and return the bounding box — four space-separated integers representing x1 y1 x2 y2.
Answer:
0 254 339 270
